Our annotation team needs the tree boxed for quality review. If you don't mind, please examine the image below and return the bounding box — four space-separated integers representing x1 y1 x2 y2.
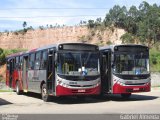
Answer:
0 48 5 65
104 5 127 28
23 21 27 28
28 26 34 30
83 21 87 25
104 14 112 27
87 20 95 28
120 33 134 43
125 6 138 34
39 26 45 30
22 21 27 32
80 20 83 25
86 1 160 45
95 17 102 26
50 25 53 28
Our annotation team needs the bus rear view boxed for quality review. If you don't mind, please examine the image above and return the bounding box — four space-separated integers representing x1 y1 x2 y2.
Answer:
100 44 151 98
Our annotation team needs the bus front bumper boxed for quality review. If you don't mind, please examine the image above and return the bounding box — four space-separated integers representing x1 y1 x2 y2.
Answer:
56 85 101 96
113 82 151 94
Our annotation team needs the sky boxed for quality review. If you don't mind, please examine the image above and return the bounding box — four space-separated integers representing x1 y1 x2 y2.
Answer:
0 0 159 32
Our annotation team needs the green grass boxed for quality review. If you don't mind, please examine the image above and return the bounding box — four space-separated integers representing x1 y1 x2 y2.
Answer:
0 89 12 92
150 47 160 72
152 86 160 88
0 77 5 82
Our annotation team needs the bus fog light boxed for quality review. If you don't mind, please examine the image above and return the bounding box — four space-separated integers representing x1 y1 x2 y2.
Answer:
62 83 69 88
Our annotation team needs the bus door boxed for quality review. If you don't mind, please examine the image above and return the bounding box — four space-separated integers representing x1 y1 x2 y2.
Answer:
22 55 28 92
47 48 55 95
9 59 14 87
101 50 111 94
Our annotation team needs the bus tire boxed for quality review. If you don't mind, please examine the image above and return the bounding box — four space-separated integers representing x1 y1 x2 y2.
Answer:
16 81 22 95
121 93 131 99
41 84 50 102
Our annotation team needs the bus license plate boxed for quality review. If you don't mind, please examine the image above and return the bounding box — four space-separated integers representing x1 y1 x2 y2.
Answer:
78 89 85 92
133 88 139 91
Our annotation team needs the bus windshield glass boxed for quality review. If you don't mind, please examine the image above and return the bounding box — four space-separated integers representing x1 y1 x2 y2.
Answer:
114 53 149 75
57 52 99 76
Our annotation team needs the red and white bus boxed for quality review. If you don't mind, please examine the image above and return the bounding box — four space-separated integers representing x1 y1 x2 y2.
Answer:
100 44 150 98
6 43 101 101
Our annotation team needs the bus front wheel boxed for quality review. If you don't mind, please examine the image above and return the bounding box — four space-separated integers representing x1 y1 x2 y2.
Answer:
41 84 50 102
121 93 131 99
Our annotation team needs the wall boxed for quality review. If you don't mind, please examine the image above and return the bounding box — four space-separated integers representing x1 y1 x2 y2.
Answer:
151 72 160 87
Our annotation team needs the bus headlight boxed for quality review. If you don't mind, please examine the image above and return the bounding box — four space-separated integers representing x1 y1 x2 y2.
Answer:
145 82 150 86
117 81 125 86
95 80 101 87
62 83 69 88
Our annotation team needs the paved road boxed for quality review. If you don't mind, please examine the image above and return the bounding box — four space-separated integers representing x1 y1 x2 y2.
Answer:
0 88 160 114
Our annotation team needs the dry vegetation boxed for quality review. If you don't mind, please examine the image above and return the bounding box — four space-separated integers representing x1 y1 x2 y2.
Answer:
0 64 6 82
0 26 125 50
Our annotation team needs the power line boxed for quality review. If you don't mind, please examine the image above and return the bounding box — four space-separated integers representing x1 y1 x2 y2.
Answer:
0 8 110 10
0 15 105 19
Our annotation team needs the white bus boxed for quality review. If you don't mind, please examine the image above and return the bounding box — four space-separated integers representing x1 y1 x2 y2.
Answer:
100 44 150 98
6 43 101 101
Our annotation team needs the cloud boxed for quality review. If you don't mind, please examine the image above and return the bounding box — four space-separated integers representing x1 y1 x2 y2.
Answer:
0 0 159 31
0 0 107 31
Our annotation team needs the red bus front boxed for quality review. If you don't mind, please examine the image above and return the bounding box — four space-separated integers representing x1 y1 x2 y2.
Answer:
55 51 101 96
112 74 151 94
56 77 101 96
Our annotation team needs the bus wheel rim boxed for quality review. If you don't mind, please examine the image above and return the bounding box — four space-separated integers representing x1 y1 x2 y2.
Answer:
16 84 19 92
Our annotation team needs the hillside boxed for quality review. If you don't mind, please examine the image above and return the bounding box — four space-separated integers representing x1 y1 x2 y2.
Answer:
0 26 125 50
0 26 125 82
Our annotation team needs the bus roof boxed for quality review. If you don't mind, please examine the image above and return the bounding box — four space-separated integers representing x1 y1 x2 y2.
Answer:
6 51 25 59
6 42 98 59
100 44 148 51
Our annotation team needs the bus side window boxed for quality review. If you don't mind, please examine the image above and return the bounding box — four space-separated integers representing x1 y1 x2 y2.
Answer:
40 50 47 70
15 56 19 70
29 53 35 70
34 52 41 70
7 61 10 70
19 56 23 70
12 58 15 71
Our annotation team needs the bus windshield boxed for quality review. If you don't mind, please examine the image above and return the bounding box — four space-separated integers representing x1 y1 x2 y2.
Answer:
57 52 99 76
114 53 149 75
